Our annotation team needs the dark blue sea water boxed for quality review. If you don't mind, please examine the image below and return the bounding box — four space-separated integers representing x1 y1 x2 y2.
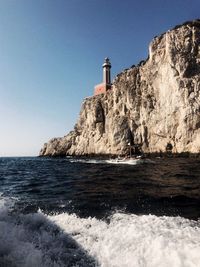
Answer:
0 157 200 267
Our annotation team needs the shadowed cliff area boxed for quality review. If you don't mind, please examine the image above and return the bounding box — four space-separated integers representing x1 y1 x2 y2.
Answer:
40 20 200 157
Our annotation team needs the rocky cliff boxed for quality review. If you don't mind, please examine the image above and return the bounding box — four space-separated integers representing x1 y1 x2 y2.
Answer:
40 20 200 156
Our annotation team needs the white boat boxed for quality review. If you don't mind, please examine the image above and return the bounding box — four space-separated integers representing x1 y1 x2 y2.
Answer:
106 157 140 165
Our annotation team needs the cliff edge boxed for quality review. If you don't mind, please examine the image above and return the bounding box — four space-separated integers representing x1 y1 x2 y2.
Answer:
40 20 200 156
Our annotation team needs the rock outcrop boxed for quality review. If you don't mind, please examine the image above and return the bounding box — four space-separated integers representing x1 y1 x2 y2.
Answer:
40 20 200 156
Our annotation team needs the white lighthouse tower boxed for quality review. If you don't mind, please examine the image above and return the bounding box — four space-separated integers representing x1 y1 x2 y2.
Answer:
103 57 111 88
94 57 112 95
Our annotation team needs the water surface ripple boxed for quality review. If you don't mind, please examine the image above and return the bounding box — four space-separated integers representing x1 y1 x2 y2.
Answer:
0 157 200 219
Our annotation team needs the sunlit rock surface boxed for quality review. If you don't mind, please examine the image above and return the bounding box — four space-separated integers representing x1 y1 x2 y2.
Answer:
40 20 200 156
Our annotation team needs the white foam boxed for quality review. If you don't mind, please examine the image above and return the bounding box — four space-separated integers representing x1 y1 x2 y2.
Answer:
68 158 154 165
0 197 96 267
50 213 200 267
69 158 105 164
0 196 200 267
69 158 140 165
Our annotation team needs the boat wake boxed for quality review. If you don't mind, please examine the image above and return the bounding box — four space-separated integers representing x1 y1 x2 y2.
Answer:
69 158 106 164
0 196 200 267
68 157 150 165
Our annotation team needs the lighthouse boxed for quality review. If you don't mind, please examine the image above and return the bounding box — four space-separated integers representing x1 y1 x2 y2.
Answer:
103 57 111 86
94 58 112 95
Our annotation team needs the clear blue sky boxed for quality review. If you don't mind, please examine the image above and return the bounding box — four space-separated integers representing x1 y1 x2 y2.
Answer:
0 0 199 156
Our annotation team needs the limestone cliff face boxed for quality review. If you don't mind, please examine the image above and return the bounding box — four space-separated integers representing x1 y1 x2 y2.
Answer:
40 20 200 156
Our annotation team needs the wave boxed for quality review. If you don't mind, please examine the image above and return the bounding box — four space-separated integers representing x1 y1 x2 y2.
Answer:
51 213 200 267
0 196 200 267
69 158 106 164
0 196 96 267
68 158 154 165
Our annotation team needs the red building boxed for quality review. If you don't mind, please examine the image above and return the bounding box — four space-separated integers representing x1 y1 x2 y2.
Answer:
94 58 112 95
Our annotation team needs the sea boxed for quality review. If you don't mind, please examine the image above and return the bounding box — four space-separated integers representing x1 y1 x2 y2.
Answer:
0 156 200 267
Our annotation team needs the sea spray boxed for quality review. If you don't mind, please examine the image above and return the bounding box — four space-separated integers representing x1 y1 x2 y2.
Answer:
0 196 200 266
0 197 96 267
50 212 200 267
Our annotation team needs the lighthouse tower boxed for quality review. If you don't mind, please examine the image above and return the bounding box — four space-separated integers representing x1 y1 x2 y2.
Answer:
103 57 111 86
94 58 112 95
